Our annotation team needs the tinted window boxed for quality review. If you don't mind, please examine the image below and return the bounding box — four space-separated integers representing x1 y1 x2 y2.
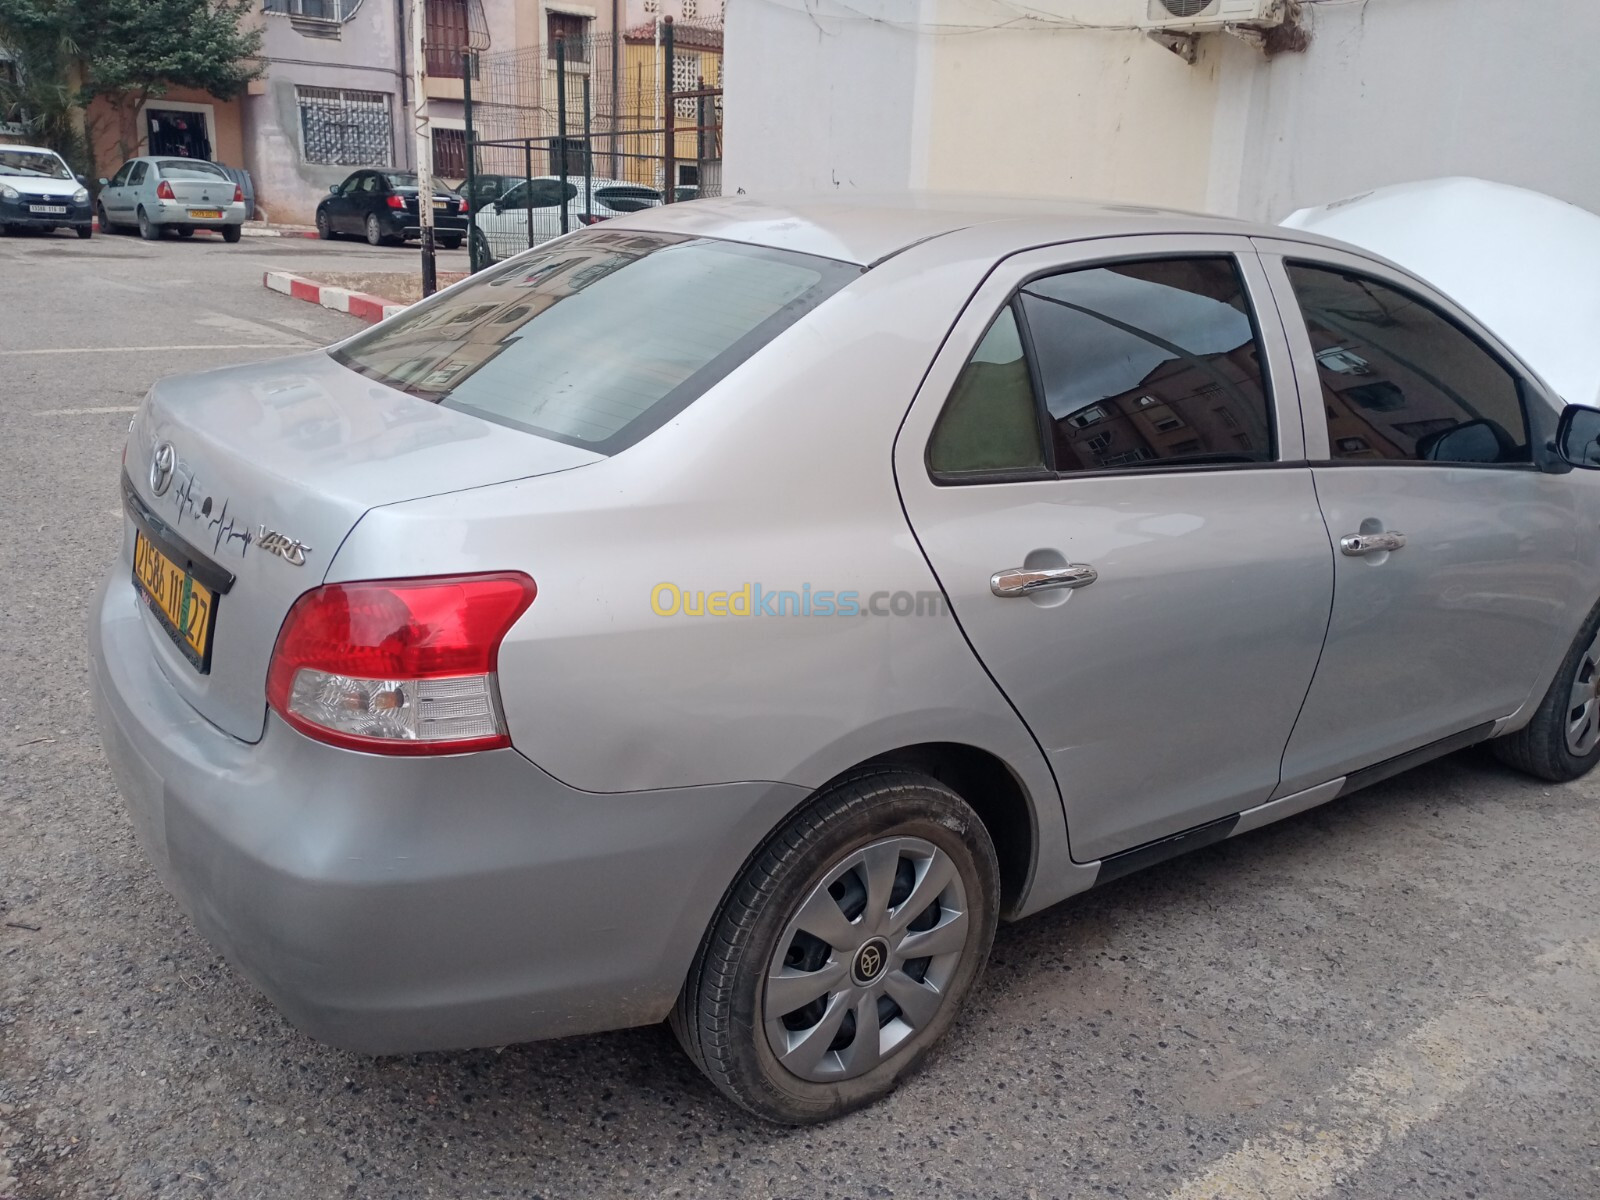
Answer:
332 230 859 454
501 179 576 209
129 162 148 186
1020 258 1274 473
110 162 133 187
1286 263 1530 464
927 305 1046 478
594 185 661 214
156 159 226 180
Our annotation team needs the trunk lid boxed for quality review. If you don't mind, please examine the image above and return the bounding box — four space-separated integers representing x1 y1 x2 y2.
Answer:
125 350 601 742
1282 177 1600 407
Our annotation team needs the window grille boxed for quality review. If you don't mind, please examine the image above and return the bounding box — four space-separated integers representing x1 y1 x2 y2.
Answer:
297 87 394 166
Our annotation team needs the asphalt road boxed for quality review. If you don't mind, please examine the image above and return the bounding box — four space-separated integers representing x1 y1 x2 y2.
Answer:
2 226 1598 1200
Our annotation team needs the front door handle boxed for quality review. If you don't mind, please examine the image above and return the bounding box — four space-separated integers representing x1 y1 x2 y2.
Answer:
1340 532 1407 557
991 564 1098 597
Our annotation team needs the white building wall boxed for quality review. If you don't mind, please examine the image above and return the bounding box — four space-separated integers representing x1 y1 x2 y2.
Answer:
725 0 1600 221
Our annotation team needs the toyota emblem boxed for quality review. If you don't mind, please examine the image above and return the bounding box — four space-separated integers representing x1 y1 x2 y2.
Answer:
150 441 176 497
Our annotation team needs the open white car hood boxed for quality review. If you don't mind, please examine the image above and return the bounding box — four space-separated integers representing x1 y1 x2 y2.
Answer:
1282 178 1600 408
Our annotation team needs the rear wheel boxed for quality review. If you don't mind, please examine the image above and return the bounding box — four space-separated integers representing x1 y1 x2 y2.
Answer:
1494 601 1600 781
221 224 242 244
440 234 462 250
137 207 161 240
671 770 998 1124
365 213 389 247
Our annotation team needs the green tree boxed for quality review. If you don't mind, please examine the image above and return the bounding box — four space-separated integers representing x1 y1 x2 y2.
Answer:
0 0 262 175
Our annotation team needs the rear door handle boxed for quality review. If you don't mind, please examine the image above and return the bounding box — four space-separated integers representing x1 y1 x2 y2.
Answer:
1340 532 1407 557
990 564 1098 597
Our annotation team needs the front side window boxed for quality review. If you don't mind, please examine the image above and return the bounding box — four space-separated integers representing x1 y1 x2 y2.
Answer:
332 230 859 454
1020 258 1275 474
1285 263 1531 465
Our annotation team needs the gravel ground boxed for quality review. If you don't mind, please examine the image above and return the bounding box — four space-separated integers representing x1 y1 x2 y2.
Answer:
2 228 1598 1200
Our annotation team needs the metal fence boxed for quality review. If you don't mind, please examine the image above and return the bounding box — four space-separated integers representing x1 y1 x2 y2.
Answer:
455 17 723 269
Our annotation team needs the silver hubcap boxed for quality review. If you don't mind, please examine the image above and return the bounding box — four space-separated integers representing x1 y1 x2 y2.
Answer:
763 836 968 1084
1567 631 1600 755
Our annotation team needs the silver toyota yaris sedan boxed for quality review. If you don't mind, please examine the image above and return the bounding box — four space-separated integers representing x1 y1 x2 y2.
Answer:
91 194 1600 1123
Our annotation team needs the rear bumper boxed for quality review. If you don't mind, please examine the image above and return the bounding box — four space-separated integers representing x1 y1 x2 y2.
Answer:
0 194 91 227
89 568 805 1054
150 200 246 227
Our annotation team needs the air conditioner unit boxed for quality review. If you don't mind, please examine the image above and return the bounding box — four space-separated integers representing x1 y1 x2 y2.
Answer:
1142 0 1284 32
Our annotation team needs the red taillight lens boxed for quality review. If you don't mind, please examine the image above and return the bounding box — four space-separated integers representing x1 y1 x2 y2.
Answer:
386 193 405 209
233 183 244 203
266 573 536 755
156 180 175 200
458 197 469 214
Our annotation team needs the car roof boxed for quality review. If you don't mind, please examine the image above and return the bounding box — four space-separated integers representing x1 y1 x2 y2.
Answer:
3 144 63 156
620 192 1298 267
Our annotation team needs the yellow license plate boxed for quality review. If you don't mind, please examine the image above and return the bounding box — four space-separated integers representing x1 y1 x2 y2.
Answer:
133 531 216 668
189 209 222 219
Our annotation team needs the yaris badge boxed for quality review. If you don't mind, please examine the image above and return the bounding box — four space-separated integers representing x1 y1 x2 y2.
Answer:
255 528 311 566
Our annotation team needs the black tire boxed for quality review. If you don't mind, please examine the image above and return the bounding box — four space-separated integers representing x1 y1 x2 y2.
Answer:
670 769 999 1124
365 213 388 247
470 226 493 267
1493 599 1600 781
316 208 335 240
137 208 161 240
177 227 195 238
440 234 462 250
95 202 114 234
221 224 242 244
76 224 92 239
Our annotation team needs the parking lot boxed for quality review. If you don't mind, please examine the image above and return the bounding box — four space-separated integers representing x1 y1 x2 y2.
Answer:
1 227 1598 1200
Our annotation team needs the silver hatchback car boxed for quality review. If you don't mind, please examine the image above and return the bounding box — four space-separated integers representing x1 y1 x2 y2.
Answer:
91 196 1600 1123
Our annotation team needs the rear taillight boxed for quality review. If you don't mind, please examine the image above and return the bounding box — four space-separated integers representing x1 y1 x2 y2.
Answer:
266 573 536 755
156 180 175 200
578 213 607 225
386 194 405 209
458 197 469 213
233 183 244 203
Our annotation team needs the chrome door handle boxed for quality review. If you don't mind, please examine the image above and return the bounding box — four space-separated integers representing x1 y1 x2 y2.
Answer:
1340 532 1407 557
990 564 1098 597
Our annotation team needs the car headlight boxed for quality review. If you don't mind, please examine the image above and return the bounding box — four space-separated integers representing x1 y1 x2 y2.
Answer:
72 187 89 203
0 184 17 200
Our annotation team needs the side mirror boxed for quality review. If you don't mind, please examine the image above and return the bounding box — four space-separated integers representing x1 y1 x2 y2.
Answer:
1418 419 1511 465
329 184 341 195
1556 404 1600 469
98 177 109 187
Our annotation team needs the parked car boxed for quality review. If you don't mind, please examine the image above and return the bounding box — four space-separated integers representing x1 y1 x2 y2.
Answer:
0 144 92 238
92 194 1600 1125
97 156 246 241
470 175 661 261
315 169 469 248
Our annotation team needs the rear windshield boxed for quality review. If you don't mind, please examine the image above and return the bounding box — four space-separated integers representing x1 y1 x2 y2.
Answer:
594 185 661 213
331 230 859 454
157 160 226 180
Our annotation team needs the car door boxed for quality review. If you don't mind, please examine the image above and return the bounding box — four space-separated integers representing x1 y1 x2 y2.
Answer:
895 236 1334 862
324 173 357 232
334 172 371 234
119 161 148 219
1256 240 1588 793
101 161 133 219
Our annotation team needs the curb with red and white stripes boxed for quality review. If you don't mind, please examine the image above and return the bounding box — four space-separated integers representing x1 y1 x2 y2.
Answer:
263 271 408 324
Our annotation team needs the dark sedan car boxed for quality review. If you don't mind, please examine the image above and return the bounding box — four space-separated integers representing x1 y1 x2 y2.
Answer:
315 169 468 247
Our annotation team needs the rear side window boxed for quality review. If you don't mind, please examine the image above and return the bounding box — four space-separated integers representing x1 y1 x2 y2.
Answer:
1020 258 1275 473
332 230 859 454
1284 263 1531 465
595 185 661 213
927 305 1046 478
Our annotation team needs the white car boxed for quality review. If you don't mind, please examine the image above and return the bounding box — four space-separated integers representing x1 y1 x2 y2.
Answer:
470 175 661 261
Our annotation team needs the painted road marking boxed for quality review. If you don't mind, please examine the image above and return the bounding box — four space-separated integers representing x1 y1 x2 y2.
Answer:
1165 941 1599 1200
34 406 139 416
0 343 302 356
